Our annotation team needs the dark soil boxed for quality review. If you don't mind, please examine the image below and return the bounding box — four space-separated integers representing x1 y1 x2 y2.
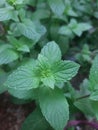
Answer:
0 93 35 130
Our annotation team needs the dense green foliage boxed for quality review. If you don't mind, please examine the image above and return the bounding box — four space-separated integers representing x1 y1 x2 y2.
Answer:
0 0 98 130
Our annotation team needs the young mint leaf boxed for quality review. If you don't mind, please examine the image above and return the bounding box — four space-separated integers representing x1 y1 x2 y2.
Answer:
7 36 30 52
39 88 69 130
41 76 55 89
13 0 24 4
21 108 51 130
0 49 18 65
7 0 24 5
59 19 92 37
18 19 46 42
17 44 30 52
37 54 55 89
69 19 92 36
48 0 65 16
36 42 79 89
5 60 39 90
52 60 80 82
37 54 51 69
40 41 61 64
89 55 98 90
72 23 92 36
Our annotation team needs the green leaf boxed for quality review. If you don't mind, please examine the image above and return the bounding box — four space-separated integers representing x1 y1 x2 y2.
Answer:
21 108 50 130
8 23 21 37
72 23 92 36
52 60 80 82
0 49 18 65
10 97 31 105
48 0 65 16
90 101 98 120
8 88 35 99
5 60 39 90
59 26 73 38
0 7 18 21
37 54 55 89
76 79 90 98
0 0 6 6
14 0 24 4
0 44 12 53
7 0 24 5
32 8 50 20
17 44 30 52
67 8 78 17
89 91 98 101
40 41 61 63
69 19 92 36
7 36 30 52
18 19 46 42
89 55 98 90
41 75 55 89
39 88 69 130
74 98 94 117
0 70 7 94
37 42 79 88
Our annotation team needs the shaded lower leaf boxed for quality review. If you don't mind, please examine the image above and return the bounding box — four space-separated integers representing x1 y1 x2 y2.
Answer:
0 70 7 94
90 101 98 120
8 88 35 100
89 55 98 90
21 108 51 130
39 88 69 130
74 98 94 116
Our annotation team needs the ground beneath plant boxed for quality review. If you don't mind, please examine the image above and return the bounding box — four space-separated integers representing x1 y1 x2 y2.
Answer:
0 93 35 130
0 93 96 130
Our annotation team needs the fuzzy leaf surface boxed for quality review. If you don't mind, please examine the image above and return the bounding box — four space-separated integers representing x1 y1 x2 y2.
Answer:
48 0 65 15
18 20 46 42
52 60 80 82
5 61 39 90
40 41 61 63
0 49 18 65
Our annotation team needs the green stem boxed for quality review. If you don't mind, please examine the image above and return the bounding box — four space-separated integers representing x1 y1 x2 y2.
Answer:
13 5 22 22
75 94 90 101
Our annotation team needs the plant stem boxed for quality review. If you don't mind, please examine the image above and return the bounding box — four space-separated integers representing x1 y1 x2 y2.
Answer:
13 5 22 22
75 94 90 101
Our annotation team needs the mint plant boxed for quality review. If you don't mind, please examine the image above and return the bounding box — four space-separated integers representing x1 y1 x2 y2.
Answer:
0 0 98 130
5 41 80 130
